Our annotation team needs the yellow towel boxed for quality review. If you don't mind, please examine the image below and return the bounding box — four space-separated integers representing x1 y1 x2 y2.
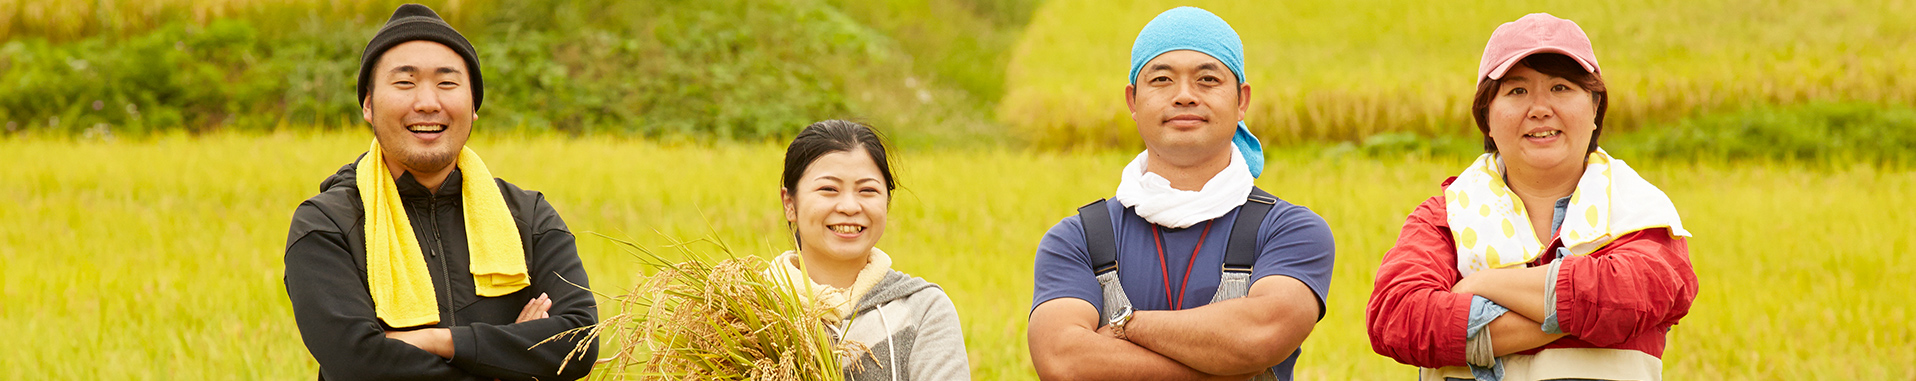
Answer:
1444 149 1690 277
768 248 893 323
358 140 529 328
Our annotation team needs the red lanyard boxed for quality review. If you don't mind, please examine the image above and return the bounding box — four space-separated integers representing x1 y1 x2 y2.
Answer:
1152 220 1214 310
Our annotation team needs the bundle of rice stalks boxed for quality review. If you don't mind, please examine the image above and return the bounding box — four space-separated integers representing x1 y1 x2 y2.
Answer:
543 233 863 381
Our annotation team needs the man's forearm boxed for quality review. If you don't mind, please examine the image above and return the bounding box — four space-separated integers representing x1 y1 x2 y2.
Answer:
443 229 599 381
387 328 454 358
286 231 475 379
1125 277 1319 376
1030 300 1254 380
1038 326 1249 380
1125 297 1308 375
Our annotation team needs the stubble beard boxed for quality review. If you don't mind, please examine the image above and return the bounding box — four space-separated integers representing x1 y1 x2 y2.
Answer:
397 144 459 174
370 110 461 174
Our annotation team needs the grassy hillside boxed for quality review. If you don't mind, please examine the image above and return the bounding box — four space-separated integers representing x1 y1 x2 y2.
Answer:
2 133 1909 378
1000 0 1916 148
0 0 1038 147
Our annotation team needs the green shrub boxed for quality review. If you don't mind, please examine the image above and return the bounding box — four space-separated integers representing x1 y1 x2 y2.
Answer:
0 0 1041 144
1308 102 1916 166
0 19 351 136
1347 131 1482 159
1609 102 1916 166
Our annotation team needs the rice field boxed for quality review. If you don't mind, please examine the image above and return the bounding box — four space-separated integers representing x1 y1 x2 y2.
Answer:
1 132 1910 379
1000 0 1916 147
0 0 490 41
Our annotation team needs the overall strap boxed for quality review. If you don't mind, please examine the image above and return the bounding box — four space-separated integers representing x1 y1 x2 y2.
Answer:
1076 199 1119 275
1207 186 1284 380
1224 187 1277 274
1076 199 1133 326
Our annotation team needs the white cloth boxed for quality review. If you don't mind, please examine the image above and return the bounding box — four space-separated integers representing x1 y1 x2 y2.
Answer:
1445 149 1690 277
1114 148 1255 228
769 248 893 323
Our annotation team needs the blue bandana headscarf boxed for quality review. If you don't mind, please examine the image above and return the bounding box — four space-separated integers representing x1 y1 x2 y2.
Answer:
1129 6 1264 178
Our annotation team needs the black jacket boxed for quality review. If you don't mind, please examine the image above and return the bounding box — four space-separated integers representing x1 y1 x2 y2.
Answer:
284 158 597 380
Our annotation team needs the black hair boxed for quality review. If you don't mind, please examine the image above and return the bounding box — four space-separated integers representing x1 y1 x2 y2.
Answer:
1470 53 1608 154
780 120 898 196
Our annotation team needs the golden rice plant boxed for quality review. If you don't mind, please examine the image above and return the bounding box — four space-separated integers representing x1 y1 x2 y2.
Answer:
543 232 858 381
1000 0 1916 148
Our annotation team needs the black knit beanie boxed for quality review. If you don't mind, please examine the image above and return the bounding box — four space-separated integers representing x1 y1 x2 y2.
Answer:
356 4 483 110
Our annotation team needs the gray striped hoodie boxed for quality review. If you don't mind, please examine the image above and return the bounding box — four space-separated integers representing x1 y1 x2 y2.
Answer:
836 270 971 381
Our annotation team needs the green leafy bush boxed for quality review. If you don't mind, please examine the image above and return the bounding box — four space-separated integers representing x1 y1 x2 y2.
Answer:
0 19 354 136
1 0 1039 144
1610 102 1916 166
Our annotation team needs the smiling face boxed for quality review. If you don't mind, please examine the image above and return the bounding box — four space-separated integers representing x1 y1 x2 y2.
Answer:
781 147 889 264
363 40 474 177
1126 50 1249 164
1484 62 1599 173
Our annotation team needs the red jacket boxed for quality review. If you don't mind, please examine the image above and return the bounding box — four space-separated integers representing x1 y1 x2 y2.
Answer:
1365 186 1698 368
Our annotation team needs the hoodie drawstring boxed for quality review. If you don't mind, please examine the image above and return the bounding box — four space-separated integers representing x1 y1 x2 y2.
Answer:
876 301 899 381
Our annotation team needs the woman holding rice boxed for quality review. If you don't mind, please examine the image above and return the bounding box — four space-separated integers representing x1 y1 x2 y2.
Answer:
1364 13 1698 381
771 119 971 380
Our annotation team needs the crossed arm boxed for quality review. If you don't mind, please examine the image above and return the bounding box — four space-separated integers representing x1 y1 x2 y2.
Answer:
285 198 598 380
1028 275 1320 380
1367 199 1563 367
1466 230 1698 347
1369 200 1696 367
1454 266 1569 356
384 293 556 357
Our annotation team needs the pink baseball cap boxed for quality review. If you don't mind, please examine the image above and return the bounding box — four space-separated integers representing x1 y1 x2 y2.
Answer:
1478 13 1599 81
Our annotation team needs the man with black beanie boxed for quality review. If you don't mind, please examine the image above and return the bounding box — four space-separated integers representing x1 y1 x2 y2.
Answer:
283 4 597 379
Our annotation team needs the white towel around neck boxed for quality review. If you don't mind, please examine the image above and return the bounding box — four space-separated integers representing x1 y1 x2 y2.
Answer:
1113 148 1255 228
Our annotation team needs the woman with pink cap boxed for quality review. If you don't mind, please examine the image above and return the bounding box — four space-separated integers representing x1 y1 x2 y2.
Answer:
1364 14 1698 381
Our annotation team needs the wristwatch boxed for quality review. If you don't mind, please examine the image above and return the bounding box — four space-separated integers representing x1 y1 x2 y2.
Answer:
1107 305 1135 341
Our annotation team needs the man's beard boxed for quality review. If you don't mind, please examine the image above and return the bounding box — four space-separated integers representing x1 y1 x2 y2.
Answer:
371 123 460 174
395 145 459 174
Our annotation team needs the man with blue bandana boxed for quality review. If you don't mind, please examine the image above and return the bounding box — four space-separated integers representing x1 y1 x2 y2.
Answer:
1027 7 1335 380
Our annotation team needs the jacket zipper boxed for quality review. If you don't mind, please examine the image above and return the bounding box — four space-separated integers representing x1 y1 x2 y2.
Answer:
427 194 455 326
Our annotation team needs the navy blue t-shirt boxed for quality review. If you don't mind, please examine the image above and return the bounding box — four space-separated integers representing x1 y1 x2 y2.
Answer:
1029 196 1335 378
